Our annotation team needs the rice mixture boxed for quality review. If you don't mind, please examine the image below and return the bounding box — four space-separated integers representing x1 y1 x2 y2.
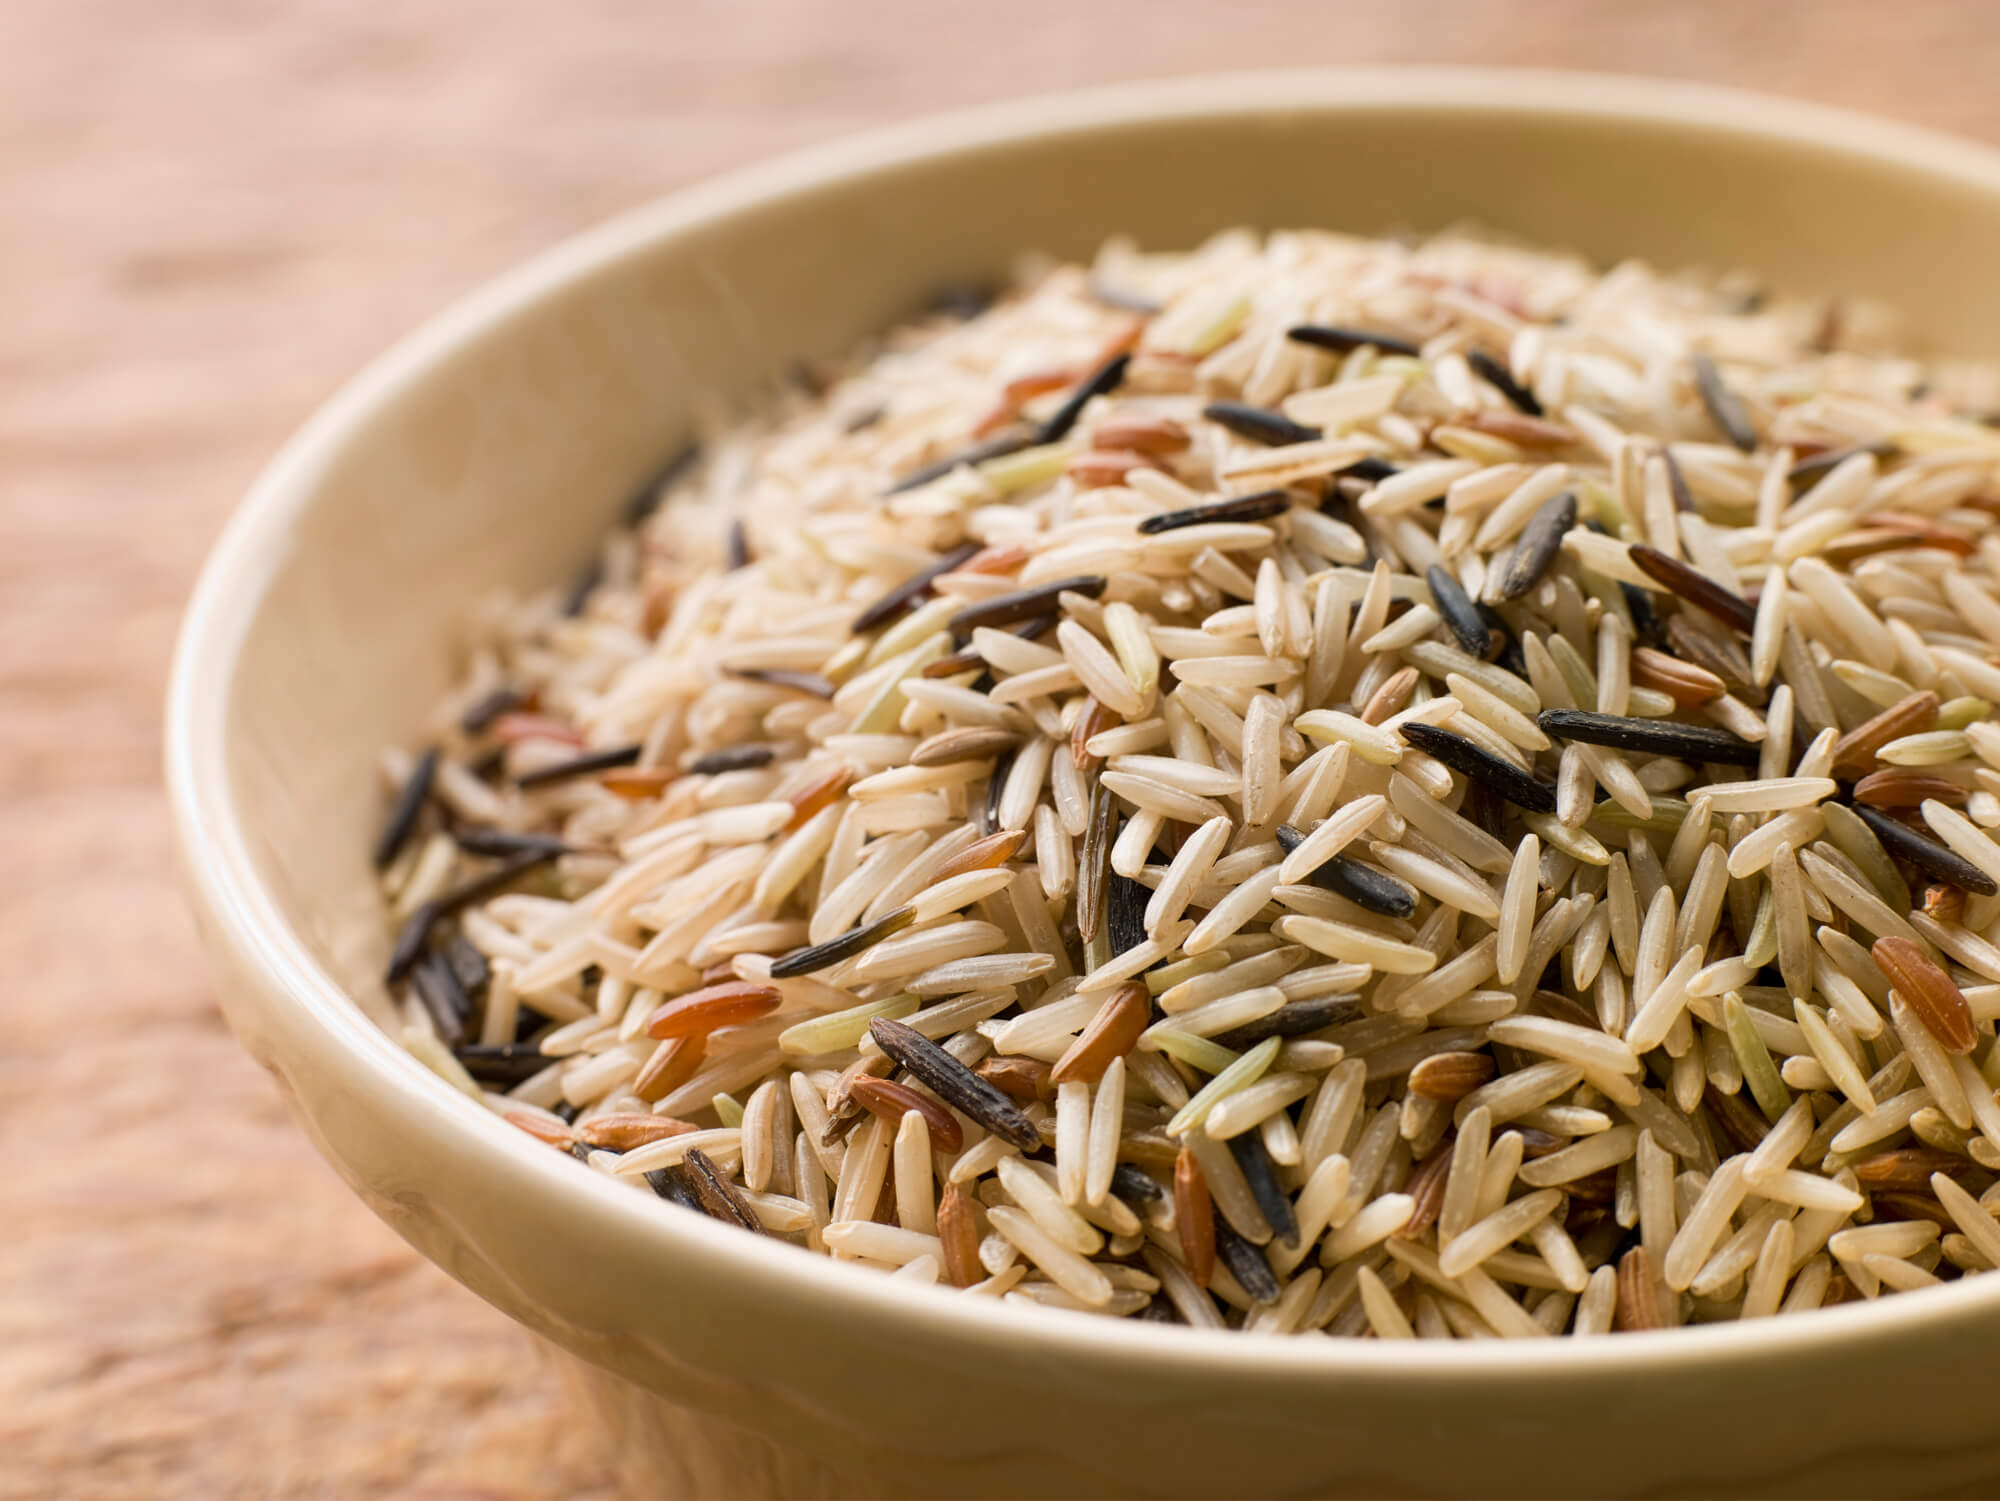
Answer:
373 227 2000 1338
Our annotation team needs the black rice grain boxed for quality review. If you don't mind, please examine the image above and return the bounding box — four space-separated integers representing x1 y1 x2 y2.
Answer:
1536 708 1762 767
1400 723 1558 812
1662 447 1697 513
1492 490 1576 601
982 749 1015 838
1426 564 1492 656
1211 995 1365 1051
1692 353 1758 452
1619 581 1667 648
444 933 490 998
1628 543 1759 634
769 906 917 979
645 1163 704 1211
1010 612 1059 642
683 1148 764 1233
1851 803 2000 895
886 430 1036 495
1212 1210 1281 1304
687 744 777 776
1228 1131 1300 1248
1317 856 1417 917
514 742 644 789
386 902 440 985
1077 780 1114 944
435 853 562 914
1037 352 1132 444
1109 1161 1166 1207
1468 348 1543 415
1343 456 1401 484
1484 610 1529 675
1273 825 1415 915
868 1017 1041 1150
922 648 984 680
1201 401 1321 448
948 576 1108 635
1286 324 1419 358
372 747 439 870
410 950 472 1046
452 827 573 860
1136 489 1291 534
851 542 983 634
453 1042 551 1087
1106 868 1150 956
458 685 523 735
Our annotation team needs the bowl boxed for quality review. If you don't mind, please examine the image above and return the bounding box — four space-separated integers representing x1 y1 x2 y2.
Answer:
167 68 2000 1499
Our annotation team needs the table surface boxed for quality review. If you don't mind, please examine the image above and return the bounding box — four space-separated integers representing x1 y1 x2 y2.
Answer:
12 3 2000 1496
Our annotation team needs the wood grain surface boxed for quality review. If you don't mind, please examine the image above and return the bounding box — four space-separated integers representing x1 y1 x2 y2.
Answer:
9 4 2000 1496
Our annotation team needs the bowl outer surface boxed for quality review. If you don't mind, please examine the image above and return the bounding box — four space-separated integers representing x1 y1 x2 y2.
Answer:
168 69 2000 1498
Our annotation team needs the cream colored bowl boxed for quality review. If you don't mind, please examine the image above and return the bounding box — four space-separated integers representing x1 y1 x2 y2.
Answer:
167 69 2000 1498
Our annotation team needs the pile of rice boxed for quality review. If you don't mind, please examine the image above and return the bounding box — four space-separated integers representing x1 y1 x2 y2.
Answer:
371 226 2000 1337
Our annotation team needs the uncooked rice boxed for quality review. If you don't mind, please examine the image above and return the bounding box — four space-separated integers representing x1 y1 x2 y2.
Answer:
373 224 2000 1338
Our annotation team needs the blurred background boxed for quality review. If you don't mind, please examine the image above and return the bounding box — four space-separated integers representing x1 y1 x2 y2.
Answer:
6 2 1997 1495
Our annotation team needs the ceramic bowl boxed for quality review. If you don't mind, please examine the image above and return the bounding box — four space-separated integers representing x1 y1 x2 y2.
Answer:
168 69 2000 1498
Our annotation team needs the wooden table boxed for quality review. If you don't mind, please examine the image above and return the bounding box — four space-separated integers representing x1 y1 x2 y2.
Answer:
10 4 2000 1495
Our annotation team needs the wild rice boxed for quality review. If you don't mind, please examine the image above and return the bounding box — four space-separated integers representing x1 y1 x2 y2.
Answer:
370 225 2000 1337
1491 491 1578 602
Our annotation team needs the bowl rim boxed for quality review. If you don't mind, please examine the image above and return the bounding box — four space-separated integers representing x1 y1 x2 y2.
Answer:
166 64 2000 1379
